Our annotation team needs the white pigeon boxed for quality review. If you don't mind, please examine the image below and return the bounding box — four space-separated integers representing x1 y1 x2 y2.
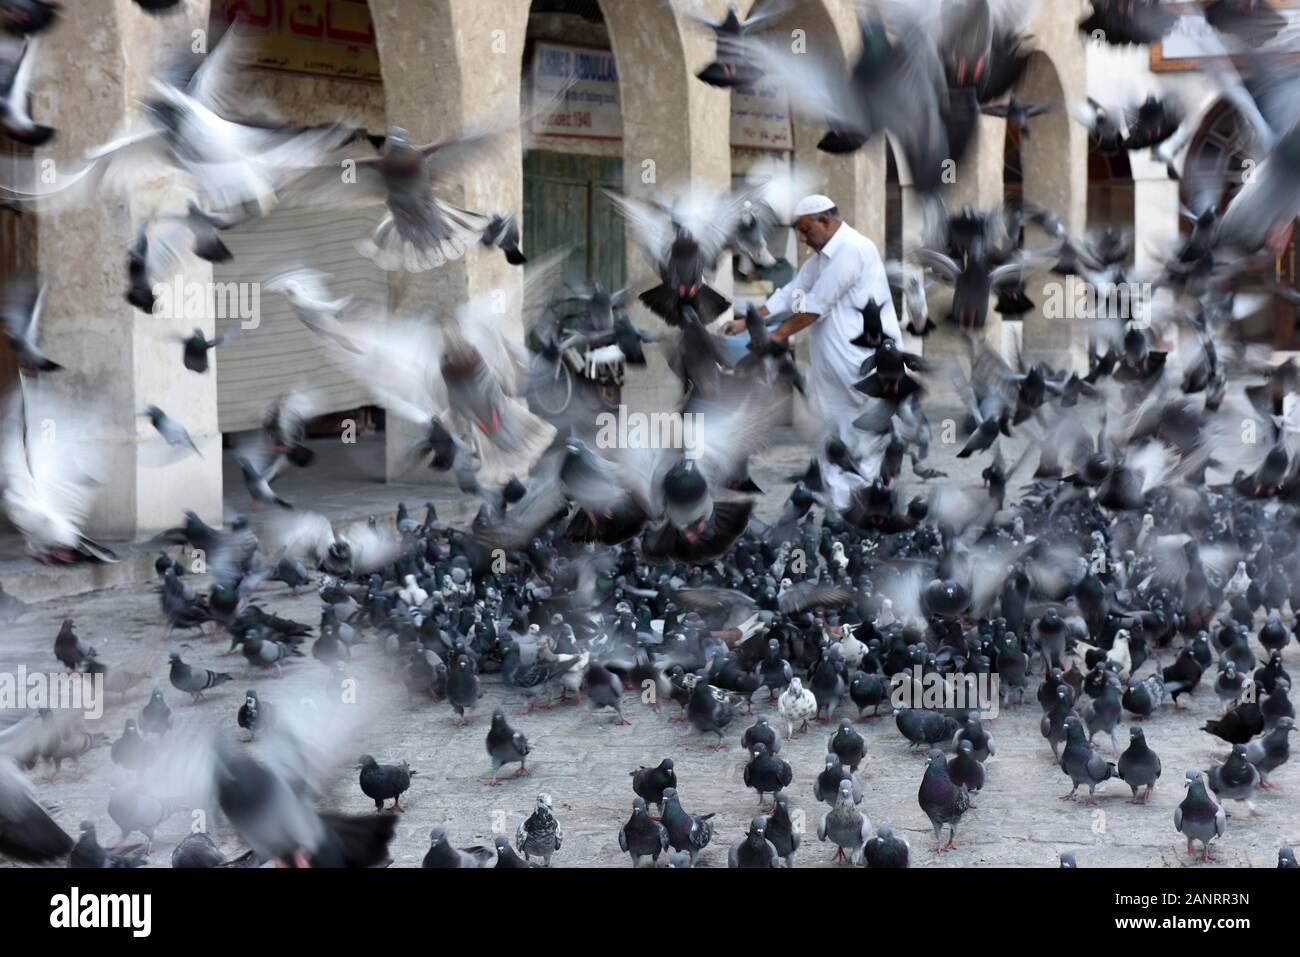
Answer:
836 629 867 670
398 574 428 607
778 677 818 740
1225 562 1250 599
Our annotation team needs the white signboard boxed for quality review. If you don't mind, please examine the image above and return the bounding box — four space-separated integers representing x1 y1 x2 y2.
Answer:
530 41 622 140
1155 3 1300 68
731 80 794 151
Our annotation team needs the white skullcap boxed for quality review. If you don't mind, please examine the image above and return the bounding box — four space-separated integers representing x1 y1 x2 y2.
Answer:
793 194 836 217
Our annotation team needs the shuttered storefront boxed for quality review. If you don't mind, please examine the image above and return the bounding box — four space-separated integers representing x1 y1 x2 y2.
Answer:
213 205 386 432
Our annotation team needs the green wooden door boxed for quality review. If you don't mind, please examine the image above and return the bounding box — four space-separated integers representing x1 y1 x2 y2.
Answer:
523 151 625 291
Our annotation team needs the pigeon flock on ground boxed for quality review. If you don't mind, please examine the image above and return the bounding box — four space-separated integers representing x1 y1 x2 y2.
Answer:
0 0 1299 869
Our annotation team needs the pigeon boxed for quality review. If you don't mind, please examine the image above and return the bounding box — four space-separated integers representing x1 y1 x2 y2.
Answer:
585 662 629 725
619 796 669 867
110 718 153 772
493 836 534 868
946 740 985 804
52 618 94 671
828 718 867 771
918 748 970 852
0 38 52 146
170 833 232 869
1205 744 1261 815
516 792 561 866
729 815 780 868
422 827 492 868
743 742 793 808
357 755 416 812
864 824 911 869
630 758 676 816
1117 726 1161 804
237 690 272 741
143 405 202 458
486 707 530 785
167 652 231 703
741 714 781 755
1175 771 1226 862
687 678 736 747
1279 847 1299 869
69 821 147 868
138 687 172 737
106 784 178 848
179 328 228 374
659 786 714 866
764 792 801 867
1060 717 1116 804
0 757 72 863
446 653 481 725
1245 717 1295 788
818 779 870 865
213 738 396 868
0 279 59 373
815 753 862 807
778 677 818 739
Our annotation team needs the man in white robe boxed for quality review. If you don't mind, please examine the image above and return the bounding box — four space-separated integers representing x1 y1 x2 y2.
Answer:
723 194 902 508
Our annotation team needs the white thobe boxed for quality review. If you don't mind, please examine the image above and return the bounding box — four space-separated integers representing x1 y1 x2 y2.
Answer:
764 222 902 508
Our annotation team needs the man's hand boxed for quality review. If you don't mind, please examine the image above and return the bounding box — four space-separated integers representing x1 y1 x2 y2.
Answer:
720 318 747 336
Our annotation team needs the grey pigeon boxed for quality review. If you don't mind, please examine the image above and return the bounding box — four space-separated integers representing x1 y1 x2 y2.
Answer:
422 827 492 868
1175 770 1226 862
863 824 910 868
585 661 629 725
729 815 779 868
818 779 870 865
1060 717 1116 804
743 742 792 808
1205 744 1261 815
52 618 94 671
741 714 781 755
69 821 146 868
486 706 530 785
167 652 231 703
493 835 534 868
764 792 801 867
660 786 714 866
828 717 867 771
687 678 736 747
1117 726 1161 803
1245 716 1295 787
106 784 178 848
918 748 970 852
619 796 669 867
815 752 861 806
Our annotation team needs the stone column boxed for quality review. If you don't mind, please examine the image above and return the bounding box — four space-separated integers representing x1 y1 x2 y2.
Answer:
1018 7 1090 374
371 0 530 482
35 0 221 539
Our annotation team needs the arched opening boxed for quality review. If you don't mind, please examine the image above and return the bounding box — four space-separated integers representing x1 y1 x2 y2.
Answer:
206 1 391 495
1087 145 1134 239
1184 99 1299 348
520 0 626 295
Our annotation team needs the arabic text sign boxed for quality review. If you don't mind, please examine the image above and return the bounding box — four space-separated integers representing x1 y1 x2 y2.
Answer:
530 42 622 140
210 0 381 83
731 80 793 151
